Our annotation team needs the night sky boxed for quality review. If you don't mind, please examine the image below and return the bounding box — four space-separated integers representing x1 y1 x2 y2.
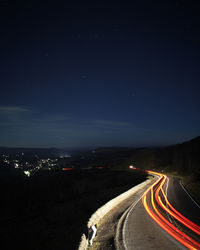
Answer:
0 0 200 148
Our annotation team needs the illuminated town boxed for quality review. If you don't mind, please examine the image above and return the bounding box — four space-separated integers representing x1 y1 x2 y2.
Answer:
0 153 62 177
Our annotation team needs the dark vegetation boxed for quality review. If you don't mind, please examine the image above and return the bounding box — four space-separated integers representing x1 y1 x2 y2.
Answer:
123 137 200 203
0 168 147 250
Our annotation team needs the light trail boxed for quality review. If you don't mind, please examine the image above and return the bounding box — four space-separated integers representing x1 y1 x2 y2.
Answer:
142 171 200 250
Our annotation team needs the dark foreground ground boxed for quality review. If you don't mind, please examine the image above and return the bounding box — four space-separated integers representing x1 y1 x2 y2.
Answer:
0 169 147 250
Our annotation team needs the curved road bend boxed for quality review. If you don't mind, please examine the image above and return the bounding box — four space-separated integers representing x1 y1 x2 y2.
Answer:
166 176 200 226
122 173 200 250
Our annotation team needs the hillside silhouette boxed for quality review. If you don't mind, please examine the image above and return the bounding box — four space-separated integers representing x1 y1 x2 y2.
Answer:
123 136 200 203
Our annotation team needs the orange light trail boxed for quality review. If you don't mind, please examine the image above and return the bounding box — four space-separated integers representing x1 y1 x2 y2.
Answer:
155 176 200 235
142 171 200 250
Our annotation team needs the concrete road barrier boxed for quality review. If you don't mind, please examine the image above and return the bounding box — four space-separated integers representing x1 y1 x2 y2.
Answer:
78 234 88 250
78 178 151 250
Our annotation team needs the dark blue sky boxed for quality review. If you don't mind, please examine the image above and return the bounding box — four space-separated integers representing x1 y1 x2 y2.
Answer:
0 0 200 148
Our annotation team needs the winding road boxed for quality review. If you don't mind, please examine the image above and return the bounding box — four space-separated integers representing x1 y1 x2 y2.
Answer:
122 171 200 249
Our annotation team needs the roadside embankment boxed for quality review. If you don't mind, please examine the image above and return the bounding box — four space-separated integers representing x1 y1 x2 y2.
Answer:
78 178 152 250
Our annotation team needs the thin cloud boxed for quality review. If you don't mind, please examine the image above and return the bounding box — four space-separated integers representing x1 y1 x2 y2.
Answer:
0 109 186 148
89 119 130 128
0 106 29 115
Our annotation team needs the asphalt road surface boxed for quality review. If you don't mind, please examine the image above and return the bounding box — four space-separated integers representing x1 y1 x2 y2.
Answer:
122 172 200 249
166 176 200 226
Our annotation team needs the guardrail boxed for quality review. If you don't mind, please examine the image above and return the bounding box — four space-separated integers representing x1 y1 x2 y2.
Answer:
78 178 151 250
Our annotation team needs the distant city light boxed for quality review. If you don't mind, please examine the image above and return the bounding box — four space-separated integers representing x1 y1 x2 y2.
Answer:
24 171 31 177
129 166 136 169
0 153 73 175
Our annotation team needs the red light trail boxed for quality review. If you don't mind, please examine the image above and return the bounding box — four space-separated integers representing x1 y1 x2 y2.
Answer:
62 167 73 171
142 171 200 250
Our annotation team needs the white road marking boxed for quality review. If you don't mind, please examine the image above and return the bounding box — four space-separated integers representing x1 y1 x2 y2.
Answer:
179 181 200 209
165 177 173 223
122 194 145 250
123 174 159 249
122 174 186 250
